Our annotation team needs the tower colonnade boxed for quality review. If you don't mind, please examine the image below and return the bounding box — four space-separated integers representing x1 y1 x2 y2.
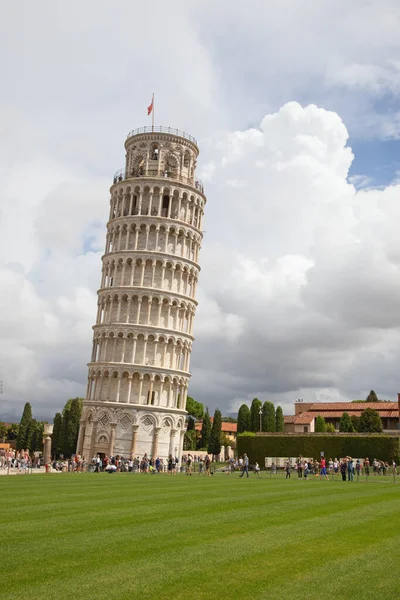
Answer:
78 126 206 462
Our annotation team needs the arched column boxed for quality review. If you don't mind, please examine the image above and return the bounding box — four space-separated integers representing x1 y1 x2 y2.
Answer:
152 427 161 458
178 429 185 463
76 419 86 454
138 376 144 404
127 375 133 403
109 423 117 456
115 374 122 402
130 424 139 457
169 429 177 457
89 418 99 460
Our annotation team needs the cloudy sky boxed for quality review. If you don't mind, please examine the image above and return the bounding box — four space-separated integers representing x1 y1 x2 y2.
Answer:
1 0 400 421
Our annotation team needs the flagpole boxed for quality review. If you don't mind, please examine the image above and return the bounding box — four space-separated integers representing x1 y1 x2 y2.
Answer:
152 93 155 130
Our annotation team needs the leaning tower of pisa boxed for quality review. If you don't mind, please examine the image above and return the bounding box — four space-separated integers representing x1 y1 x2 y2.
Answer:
76 126 206 463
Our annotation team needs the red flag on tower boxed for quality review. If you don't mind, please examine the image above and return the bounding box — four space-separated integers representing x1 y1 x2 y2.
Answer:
147 94 154 116
147 93 155 128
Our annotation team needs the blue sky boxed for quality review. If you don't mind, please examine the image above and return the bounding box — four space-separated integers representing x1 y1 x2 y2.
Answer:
349 139 400 188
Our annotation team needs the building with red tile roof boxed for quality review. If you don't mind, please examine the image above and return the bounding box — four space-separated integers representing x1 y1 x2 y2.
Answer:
195 418 237 441
284 399 400 433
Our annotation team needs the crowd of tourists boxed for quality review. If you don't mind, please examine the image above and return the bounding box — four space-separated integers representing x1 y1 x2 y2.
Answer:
0 449 41 471
89 452 216 475
2 446 397 480
281 456 397 480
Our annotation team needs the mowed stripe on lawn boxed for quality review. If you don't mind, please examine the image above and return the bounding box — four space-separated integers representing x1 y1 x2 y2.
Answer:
1 474 399 600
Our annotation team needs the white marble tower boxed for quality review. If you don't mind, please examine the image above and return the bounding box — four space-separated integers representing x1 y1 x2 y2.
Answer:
77 126 206 462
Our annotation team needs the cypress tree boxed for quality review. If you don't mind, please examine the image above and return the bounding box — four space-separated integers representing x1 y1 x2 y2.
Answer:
29 420 44 453
250 398 262 432
208 408 222 457
366 390 379 403
66 398 83 456
339 412 353 433
25 418 36 451
35 421 44 452
237 404 250 433
262 401 275 432
350 415 360 432
201 407 211 449
315 415 327 432
61 408 70 457
16 402 32 450
275 406 284 432
52 412 63 458
187 416 195 431
183 430 196 450
61 398 83 457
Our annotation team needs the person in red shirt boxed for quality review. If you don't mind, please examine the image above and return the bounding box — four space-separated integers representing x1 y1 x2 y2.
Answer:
320 457 329 479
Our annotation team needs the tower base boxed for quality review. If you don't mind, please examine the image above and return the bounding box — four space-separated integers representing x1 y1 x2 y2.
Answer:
77 402 186 463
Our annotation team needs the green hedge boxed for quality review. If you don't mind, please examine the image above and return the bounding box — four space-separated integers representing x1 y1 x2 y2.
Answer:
237 434 400 463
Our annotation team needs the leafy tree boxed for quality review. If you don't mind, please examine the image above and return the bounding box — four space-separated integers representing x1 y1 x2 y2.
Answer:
315 415 327 432
350 415 360 432
186 396 204 420
358 408 383 433
52 412 63 458
0 422 7 440
16 402 32 450
366 390 379 403
201 407 212 449
237 404 250 434
275 406 284 432
326 423 336 433
7 423 19 441
208 408 222 457
221 417 238 423
250 398 262 432
221 433 232 448
262 401 275 432
339 412 354 433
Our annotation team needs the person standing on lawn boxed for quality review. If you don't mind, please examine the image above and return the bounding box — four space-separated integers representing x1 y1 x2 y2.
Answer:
347 457 354 481
297 457 303 479
186 454 193 476
239 453 249 478
285 460 291 479
167 454 173 475
320 457 329 480
205 454 211 476
340 458 347 481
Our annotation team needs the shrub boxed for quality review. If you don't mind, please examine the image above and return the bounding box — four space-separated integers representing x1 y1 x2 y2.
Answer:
315 415 327 432
237 434 400 463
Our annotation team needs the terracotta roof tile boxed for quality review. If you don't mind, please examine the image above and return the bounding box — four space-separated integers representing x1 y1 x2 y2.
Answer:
293 413 317 424
284 416 295 424
195 421 237 433
309 402 397 412
311 409 399 419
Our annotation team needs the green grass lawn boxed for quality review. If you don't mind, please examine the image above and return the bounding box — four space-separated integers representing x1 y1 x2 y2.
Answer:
1 473 399 600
